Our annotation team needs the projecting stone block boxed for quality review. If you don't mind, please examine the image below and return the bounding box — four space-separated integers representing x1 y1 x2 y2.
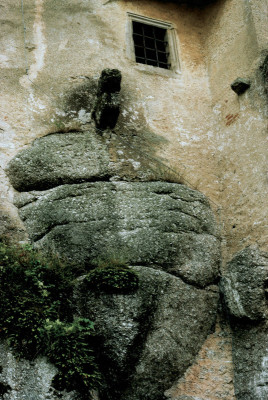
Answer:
231 78 251 95
92 69 122 130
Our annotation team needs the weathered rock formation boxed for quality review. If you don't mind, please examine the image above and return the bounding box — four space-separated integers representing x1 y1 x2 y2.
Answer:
0 342 67 400
221 247 268 400
75 267 218 400
7 131 110 192
13 181 219 288
2 129 221 399
7 130 220 288
221 247 268 321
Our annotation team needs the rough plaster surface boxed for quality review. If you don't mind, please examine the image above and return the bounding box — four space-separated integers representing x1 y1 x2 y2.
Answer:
165 319 235 400
203 0 268 261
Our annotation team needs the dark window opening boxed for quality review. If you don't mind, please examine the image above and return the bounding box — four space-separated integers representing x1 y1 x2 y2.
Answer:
132 21 170 70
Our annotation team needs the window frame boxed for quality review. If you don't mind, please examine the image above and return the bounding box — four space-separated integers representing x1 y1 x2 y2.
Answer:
126 13 181 77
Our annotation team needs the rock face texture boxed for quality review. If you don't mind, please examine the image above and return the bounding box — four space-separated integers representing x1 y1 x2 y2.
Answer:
0 342 76 400
1 0 267 398
7 131 110 192
221 247 268 400
75 267 219 400
3 129 221 399
221 247 268 321
7 131 220 289
13 181 219 288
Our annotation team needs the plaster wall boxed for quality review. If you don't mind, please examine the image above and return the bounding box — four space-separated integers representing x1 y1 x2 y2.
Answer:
203 0 268 262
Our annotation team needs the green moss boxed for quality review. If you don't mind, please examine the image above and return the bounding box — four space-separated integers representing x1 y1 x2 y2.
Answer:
0 242 101 396
84 260 139 294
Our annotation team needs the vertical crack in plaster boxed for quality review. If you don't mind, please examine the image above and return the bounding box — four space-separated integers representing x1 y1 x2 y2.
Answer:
30 0 46 81
20 0 47 87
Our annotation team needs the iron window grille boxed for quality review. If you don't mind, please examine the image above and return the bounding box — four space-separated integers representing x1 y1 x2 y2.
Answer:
132 21 170 70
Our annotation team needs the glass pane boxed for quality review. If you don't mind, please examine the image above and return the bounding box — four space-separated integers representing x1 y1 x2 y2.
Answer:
159 62 169 69
135 46 145 58
147 59 158 67
145 37 155 49
145 48 157 61
156 40 166 52
143 24 154 38
136 57 146 65
132 21 170 70
133 34 143 46
154 26 166 40
133 21 143 35
158 52 168 63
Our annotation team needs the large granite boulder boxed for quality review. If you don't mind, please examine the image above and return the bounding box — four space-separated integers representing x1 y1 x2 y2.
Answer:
75 267 219 400
7 131 110 192
5 129 221 399
221 247 268 400
231 320 268 400
221 246 268 321
14 181 219 288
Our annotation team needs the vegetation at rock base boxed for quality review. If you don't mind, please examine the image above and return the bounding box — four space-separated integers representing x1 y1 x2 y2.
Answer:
0 242 139 396
0 241 101 397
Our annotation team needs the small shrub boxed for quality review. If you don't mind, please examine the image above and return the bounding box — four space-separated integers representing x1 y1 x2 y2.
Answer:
0 242 100 395
43 318 100 394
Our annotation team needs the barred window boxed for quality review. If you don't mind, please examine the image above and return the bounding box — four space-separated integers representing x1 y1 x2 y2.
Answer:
127 13 180 75
132 21 170 70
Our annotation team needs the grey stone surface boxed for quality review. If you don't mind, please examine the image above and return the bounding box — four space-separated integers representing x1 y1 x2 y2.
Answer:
231 321 268 400
7 130 110 191
221 246 268 320
0 342 77 400
75 266 219 400
6 129 221 399
6 128 176 192
15 181 220 287
221 247 268 400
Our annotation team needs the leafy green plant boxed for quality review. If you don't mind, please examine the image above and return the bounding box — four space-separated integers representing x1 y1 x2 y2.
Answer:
42 318 100 394
0 242 100 395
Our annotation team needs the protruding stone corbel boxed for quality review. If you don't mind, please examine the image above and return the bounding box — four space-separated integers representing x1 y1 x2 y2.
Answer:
230 78 250 95
92 69 122 130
